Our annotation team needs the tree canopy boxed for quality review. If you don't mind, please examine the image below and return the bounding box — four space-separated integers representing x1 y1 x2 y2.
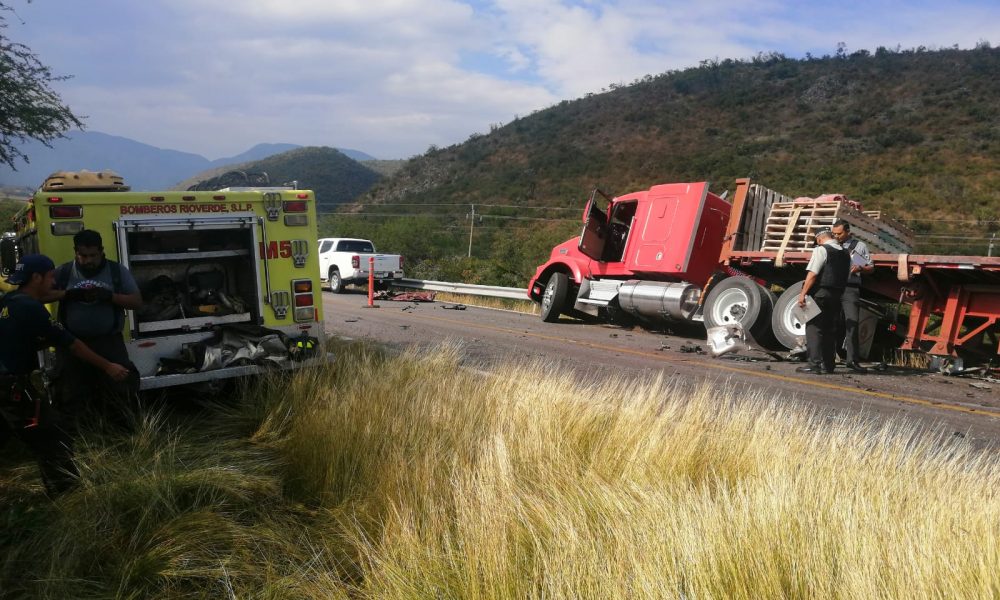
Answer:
0 1 83 169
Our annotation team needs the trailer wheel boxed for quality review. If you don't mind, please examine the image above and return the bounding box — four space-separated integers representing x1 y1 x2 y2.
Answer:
540 272 569 322
703 277 774 340
329 267 344 293
771 282 808 350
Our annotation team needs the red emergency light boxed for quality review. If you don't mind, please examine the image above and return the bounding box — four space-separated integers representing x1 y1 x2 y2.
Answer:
46 197 63 203
49 205 83 219
283 201 307 213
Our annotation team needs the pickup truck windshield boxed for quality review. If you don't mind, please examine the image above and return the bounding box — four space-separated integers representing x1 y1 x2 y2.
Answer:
337 241 375 253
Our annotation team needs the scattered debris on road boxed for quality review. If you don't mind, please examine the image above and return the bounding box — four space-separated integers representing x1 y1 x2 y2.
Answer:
374 290 436 302
679 342 705 354
441 304 467 310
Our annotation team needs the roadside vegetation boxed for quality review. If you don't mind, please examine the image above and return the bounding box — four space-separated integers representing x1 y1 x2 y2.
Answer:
432 291 539 314
1 340 996 598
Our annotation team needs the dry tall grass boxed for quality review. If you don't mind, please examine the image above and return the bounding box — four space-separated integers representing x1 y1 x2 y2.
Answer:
1 340 997 598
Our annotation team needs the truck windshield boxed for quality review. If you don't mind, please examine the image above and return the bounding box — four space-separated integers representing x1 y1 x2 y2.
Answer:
338 241 375 253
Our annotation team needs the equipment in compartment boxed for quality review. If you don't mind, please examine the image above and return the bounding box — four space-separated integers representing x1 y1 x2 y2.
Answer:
126 227 258 335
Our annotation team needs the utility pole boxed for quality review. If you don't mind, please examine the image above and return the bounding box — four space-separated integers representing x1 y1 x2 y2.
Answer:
467 204 475 257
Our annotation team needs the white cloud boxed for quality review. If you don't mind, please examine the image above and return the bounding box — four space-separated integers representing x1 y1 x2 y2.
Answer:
11 0 1000 160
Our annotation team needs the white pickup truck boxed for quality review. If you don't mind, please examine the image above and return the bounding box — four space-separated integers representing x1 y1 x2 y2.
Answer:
318 237 404 293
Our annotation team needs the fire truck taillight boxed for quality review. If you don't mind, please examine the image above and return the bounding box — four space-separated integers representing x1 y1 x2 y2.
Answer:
294 294 314 307
351 255 360 269
49 205 83 219
291 279 315 321
46 196 63 203
296 193 309 199
283 201 307 212
284 214 308 227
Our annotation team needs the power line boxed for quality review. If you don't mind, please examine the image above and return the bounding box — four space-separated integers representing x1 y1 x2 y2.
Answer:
318 212 579 222
332 202 581 211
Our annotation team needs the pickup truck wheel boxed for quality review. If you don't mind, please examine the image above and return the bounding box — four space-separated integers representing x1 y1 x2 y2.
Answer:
540 272 569 322
771 282 808 350
703 277 774 341
329 268 344 293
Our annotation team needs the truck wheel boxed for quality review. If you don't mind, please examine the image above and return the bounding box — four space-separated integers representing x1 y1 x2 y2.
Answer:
703 277 774 340
771 282 807 350
540 272 569 322
329 268 344 293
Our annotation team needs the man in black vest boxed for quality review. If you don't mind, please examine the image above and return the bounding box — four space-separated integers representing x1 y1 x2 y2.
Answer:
832 220 874 372
51 230 142 426
796 228 850 374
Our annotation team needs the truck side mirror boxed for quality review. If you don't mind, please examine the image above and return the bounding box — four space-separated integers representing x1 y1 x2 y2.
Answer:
0 236 17 276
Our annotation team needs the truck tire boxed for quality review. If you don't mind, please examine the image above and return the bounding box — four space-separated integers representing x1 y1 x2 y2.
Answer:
329 267 344 293
540 272 569 322
771 282 808 350
703 277 774 341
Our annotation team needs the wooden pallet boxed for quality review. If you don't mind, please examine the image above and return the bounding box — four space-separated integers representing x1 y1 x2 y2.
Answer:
761 201 914 255
862 211 917 249
735 184 794 252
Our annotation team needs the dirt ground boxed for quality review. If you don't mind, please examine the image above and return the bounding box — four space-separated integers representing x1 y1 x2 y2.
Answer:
323 290 1000 449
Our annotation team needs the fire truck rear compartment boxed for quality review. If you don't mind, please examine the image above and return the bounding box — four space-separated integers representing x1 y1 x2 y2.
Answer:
125 227 261 336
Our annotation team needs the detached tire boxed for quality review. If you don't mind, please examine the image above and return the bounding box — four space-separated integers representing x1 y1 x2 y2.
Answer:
540 272 569 322
703 277 775 341
329 268 344 294
771 281 808 350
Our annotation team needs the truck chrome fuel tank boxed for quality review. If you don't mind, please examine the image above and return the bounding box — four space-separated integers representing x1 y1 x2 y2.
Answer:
617 280 700 321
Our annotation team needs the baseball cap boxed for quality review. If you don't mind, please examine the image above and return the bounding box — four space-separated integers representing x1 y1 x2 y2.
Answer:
5 254 56 285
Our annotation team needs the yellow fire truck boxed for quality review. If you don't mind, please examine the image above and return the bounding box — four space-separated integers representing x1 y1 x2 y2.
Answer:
1 170 327 390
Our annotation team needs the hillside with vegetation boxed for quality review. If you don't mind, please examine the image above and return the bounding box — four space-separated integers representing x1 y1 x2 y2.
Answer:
326 45 1000 285
181 146 383 208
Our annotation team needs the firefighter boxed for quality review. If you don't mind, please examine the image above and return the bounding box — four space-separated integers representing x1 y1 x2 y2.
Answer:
51 230 143 426
796 228 851 374
0 254 130 496
831 219 874 373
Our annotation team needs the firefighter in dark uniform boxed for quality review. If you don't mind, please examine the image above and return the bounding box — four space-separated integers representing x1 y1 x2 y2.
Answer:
796 228 851 374
0 254 130 497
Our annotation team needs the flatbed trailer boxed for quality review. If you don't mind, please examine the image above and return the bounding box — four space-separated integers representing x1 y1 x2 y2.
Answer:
722 178 1000 367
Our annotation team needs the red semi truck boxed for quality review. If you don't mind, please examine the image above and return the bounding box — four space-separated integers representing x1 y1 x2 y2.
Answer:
528 178 1000 370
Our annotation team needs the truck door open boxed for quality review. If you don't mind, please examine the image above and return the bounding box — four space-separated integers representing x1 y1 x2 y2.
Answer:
114 215 263 339
578 188 613 261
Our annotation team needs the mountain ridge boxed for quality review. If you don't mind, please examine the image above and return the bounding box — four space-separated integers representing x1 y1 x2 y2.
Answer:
0 131 377 190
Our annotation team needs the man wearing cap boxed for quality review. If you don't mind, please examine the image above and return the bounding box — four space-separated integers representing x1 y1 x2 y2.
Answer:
0 254 131 496
796 228 851 374
50 229 142 425
832 219 874 373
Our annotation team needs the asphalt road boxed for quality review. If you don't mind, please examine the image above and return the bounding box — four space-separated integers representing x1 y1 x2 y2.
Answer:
322 289 1000 449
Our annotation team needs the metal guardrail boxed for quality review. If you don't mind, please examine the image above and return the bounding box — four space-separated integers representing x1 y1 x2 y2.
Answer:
394 278 528 300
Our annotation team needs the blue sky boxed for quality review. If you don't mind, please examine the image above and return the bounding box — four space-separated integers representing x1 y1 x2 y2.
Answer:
7 0 1000 159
